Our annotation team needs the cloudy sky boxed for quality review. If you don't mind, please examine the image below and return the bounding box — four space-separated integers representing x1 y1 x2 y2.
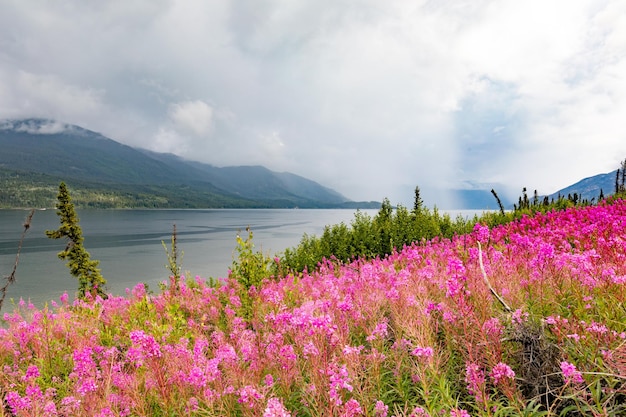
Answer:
1 0 625 206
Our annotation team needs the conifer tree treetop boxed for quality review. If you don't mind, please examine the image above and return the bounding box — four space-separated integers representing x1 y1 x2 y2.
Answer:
46 182 107 299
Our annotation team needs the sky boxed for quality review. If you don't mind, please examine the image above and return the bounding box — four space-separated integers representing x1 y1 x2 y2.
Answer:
1 0 626 206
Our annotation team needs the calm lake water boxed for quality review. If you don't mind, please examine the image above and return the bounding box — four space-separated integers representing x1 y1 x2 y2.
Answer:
0 208 482 308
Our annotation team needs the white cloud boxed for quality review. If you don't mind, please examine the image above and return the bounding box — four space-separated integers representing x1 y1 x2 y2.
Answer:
1 0 626 204
151 127 188 155
168 100 214 136
14 119 69 134
0 70 105 124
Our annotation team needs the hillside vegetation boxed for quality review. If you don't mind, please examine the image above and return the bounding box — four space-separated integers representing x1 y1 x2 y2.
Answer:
2 191 626 415
278 188 597 273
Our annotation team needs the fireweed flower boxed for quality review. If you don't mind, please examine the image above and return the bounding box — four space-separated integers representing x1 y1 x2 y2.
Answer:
343 398 363 416
374 400 389 417
328 364 353 405
465 363 486 403
410 407 430 417
450 409 471 417
473 223 490 243
129 330 162 358
238 385 263 408
411 346 434 359
560 361 584 384
5 391 31 414
482 317 504 338
24 364 40 381
264 397 291 417
491 362 515 385
71 347 100 395
367 319 389 341
511 309 529 325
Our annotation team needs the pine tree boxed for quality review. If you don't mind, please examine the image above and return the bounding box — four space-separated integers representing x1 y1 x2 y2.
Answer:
46 182 107 299
413 186 424 213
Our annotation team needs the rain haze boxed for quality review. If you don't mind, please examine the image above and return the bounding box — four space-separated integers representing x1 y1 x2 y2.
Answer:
1 0 626 206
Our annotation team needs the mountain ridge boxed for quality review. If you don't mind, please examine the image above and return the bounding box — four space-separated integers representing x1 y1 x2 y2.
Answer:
548 170 616 202
0 118 379 209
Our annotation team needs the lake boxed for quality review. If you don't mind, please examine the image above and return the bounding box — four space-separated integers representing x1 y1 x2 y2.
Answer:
0 208 482 308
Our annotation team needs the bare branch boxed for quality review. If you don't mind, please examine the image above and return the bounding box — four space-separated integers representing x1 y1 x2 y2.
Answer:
477 241 512 313
0 209 35 312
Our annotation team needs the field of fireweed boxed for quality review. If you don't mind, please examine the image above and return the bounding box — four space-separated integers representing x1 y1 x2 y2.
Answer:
2 202 626 416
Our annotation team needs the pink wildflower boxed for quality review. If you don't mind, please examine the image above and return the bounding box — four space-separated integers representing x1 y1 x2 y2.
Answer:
129 330 162 358
450 409 471 417
411 346 434 359
264 397 291 417
186 366 207 388
342 398 364 416
60 396 81 414
5 391 31 414
43 400 58 416
482 317 504 337
425 301 443 315
328 364 353 405
445 277 464 298
60 292 69 304
491 362 515 385
186 397 199 413
512 309 529 325
473 223 490 242
238 385 263 408
303 341 320 357
567 333 581 342
130 282 146 299
560 361 584 384
586 322 608 335
465 363 486 402
374 400 389 417
367 319 389 341
97 407 115 417
24 364 40 381
409 407 430 417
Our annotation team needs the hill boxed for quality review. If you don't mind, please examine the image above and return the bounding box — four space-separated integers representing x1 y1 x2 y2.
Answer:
0 119 378 209
548 170 616 202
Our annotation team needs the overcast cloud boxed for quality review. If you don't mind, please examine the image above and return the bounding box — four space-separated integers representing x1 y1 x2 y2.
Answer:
1 0 625 205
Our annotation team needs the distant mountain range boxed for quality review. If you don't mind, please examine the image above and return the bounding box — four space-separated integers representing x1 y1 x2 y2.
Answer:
448 171 617 210
0 118 617 210
0 118 379 209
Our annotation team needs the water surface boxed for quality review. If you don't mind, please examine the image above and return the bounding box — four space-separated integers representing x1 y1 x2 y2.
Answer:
0 208 482 307
0 209 376 306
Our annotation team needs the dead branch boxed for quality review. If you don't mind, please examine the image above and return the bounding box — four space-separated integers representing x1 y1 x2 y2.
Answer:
0 209 35 312
477 241 513 313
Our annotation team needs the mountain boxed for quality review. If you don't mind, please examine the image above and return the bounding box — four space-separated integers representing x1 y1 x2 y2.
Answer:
549 171 616 202
0 118 378 209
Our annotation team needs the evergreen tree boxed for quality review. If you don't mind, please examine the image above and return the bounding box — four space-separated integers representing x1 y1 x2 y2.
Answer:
622 159 626 192
413 186 424 213
46 182 107 299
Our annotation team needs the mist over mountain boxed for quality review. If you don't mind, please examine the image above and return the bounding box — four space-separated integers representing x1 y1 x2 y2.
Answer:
0 119 378 209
